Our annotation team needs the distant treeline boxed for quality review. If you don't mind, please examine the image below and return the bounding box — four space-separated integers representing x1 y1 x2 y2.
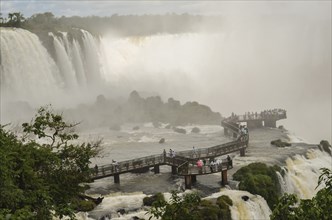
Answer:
0 12 222 36
64 91 222 130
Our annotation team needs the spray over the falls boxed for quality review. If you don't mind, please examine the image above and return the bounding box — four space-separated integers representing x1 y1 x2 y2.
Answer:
1 18 330 142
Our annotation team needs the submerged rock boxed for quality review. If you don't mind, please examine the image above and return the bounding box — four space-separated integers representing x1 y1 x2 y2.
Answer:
159 138 165 143
133 126 140 130
117 208 126 215
242 195 249 201
173 127 186 134
191 127 200 133
143 193 165 206
271 139 291 147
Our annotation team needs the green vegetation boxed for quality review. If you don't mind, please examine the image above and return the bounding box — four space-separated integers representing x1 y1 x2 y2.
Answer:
1 11 221 36
233 162 281 209
271 168 332 220
147 191 233 220
0 12 25 27
0 106 100 219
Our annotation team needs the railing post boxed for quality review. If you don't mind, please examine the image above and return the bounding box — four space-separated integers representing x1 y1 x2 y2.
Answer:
172 166 177 175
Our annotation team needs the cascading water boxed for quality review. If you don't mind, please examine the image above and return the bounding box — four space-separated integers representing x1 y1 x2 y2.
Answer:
0 27 108 114
49 32 78 88
206 190 272 220
277 148 331 199
0 28 62 104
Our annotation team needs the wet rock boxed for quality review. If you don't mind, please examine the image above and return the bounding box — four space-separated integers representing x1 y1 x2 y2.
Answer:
173 127 186 134
133 126 140 130
165 124 172 129
143 193 165 206
159 138 165 144
242 195 249 201
271 139 291 147
117 208 126 215
319 140 331 155
191 127 200 133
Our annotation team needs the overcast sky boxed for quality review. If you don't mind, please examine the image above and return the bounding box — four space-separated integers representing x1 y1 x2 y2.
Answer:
1 1 330 18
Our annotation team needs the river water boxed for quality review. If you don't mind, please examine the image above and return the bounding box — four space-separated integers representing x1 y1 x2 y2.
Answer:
73 124 331 219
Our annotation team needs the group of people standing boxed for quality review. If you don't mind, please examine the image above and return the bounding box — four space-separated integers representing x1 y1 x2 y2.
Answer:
194 155 233 174
231 108 286 121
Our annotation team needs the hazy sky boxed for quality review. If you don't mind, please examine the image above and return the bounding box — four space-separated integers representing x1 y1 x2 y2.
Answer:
1 1 330 18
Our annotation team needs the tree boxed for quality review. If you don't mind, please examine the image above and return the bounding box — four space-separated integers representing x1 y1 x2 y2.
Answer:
147 191 233 220
270 168 332 220
0 106 100 219
148 191 201 220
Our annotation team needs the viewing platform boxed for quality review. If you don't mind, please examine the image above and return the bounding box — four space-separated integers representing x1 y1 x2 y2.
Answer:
222 108 286 130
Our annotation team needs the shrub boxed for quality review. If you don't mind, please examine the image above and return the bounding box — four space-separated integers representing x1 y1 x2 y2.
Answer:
233 163 281 209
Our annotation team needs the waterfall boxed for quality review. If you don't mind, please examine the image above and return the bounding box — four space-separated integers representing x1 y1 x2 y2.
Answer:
0 27 107 110
81 30 103 85
49 32 78 88
277 148 331 199
71 39 87 86
0 28 62 105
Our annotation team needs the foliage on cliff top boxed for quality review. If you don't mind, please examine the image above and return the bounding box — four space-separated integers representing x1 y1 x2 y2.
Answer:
0 105 100 219
233 162 281 209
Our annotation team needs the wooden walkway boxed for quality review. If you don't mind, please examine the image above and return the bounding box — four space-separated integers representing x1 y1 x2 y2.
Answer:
91 117 248 189
89 109 287 188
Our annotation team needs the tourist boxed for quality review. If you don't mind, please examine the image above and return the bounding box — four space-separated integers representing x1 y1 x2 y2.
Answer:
172 150 176 158
227 155 232 169
94 164 98 175
209 160 215 172
192 146 197 158
197 159 203 174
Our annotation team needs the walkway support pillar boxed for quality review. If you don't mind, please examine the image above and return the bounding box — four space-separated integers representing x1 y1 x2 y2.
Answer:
264 120 276 128
240 148 245 157
192 175 197 184
114 174 120 184
154 165 160 174
185 176 192 189
221 169 228 186
172 166 177 175
224 128 228 135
